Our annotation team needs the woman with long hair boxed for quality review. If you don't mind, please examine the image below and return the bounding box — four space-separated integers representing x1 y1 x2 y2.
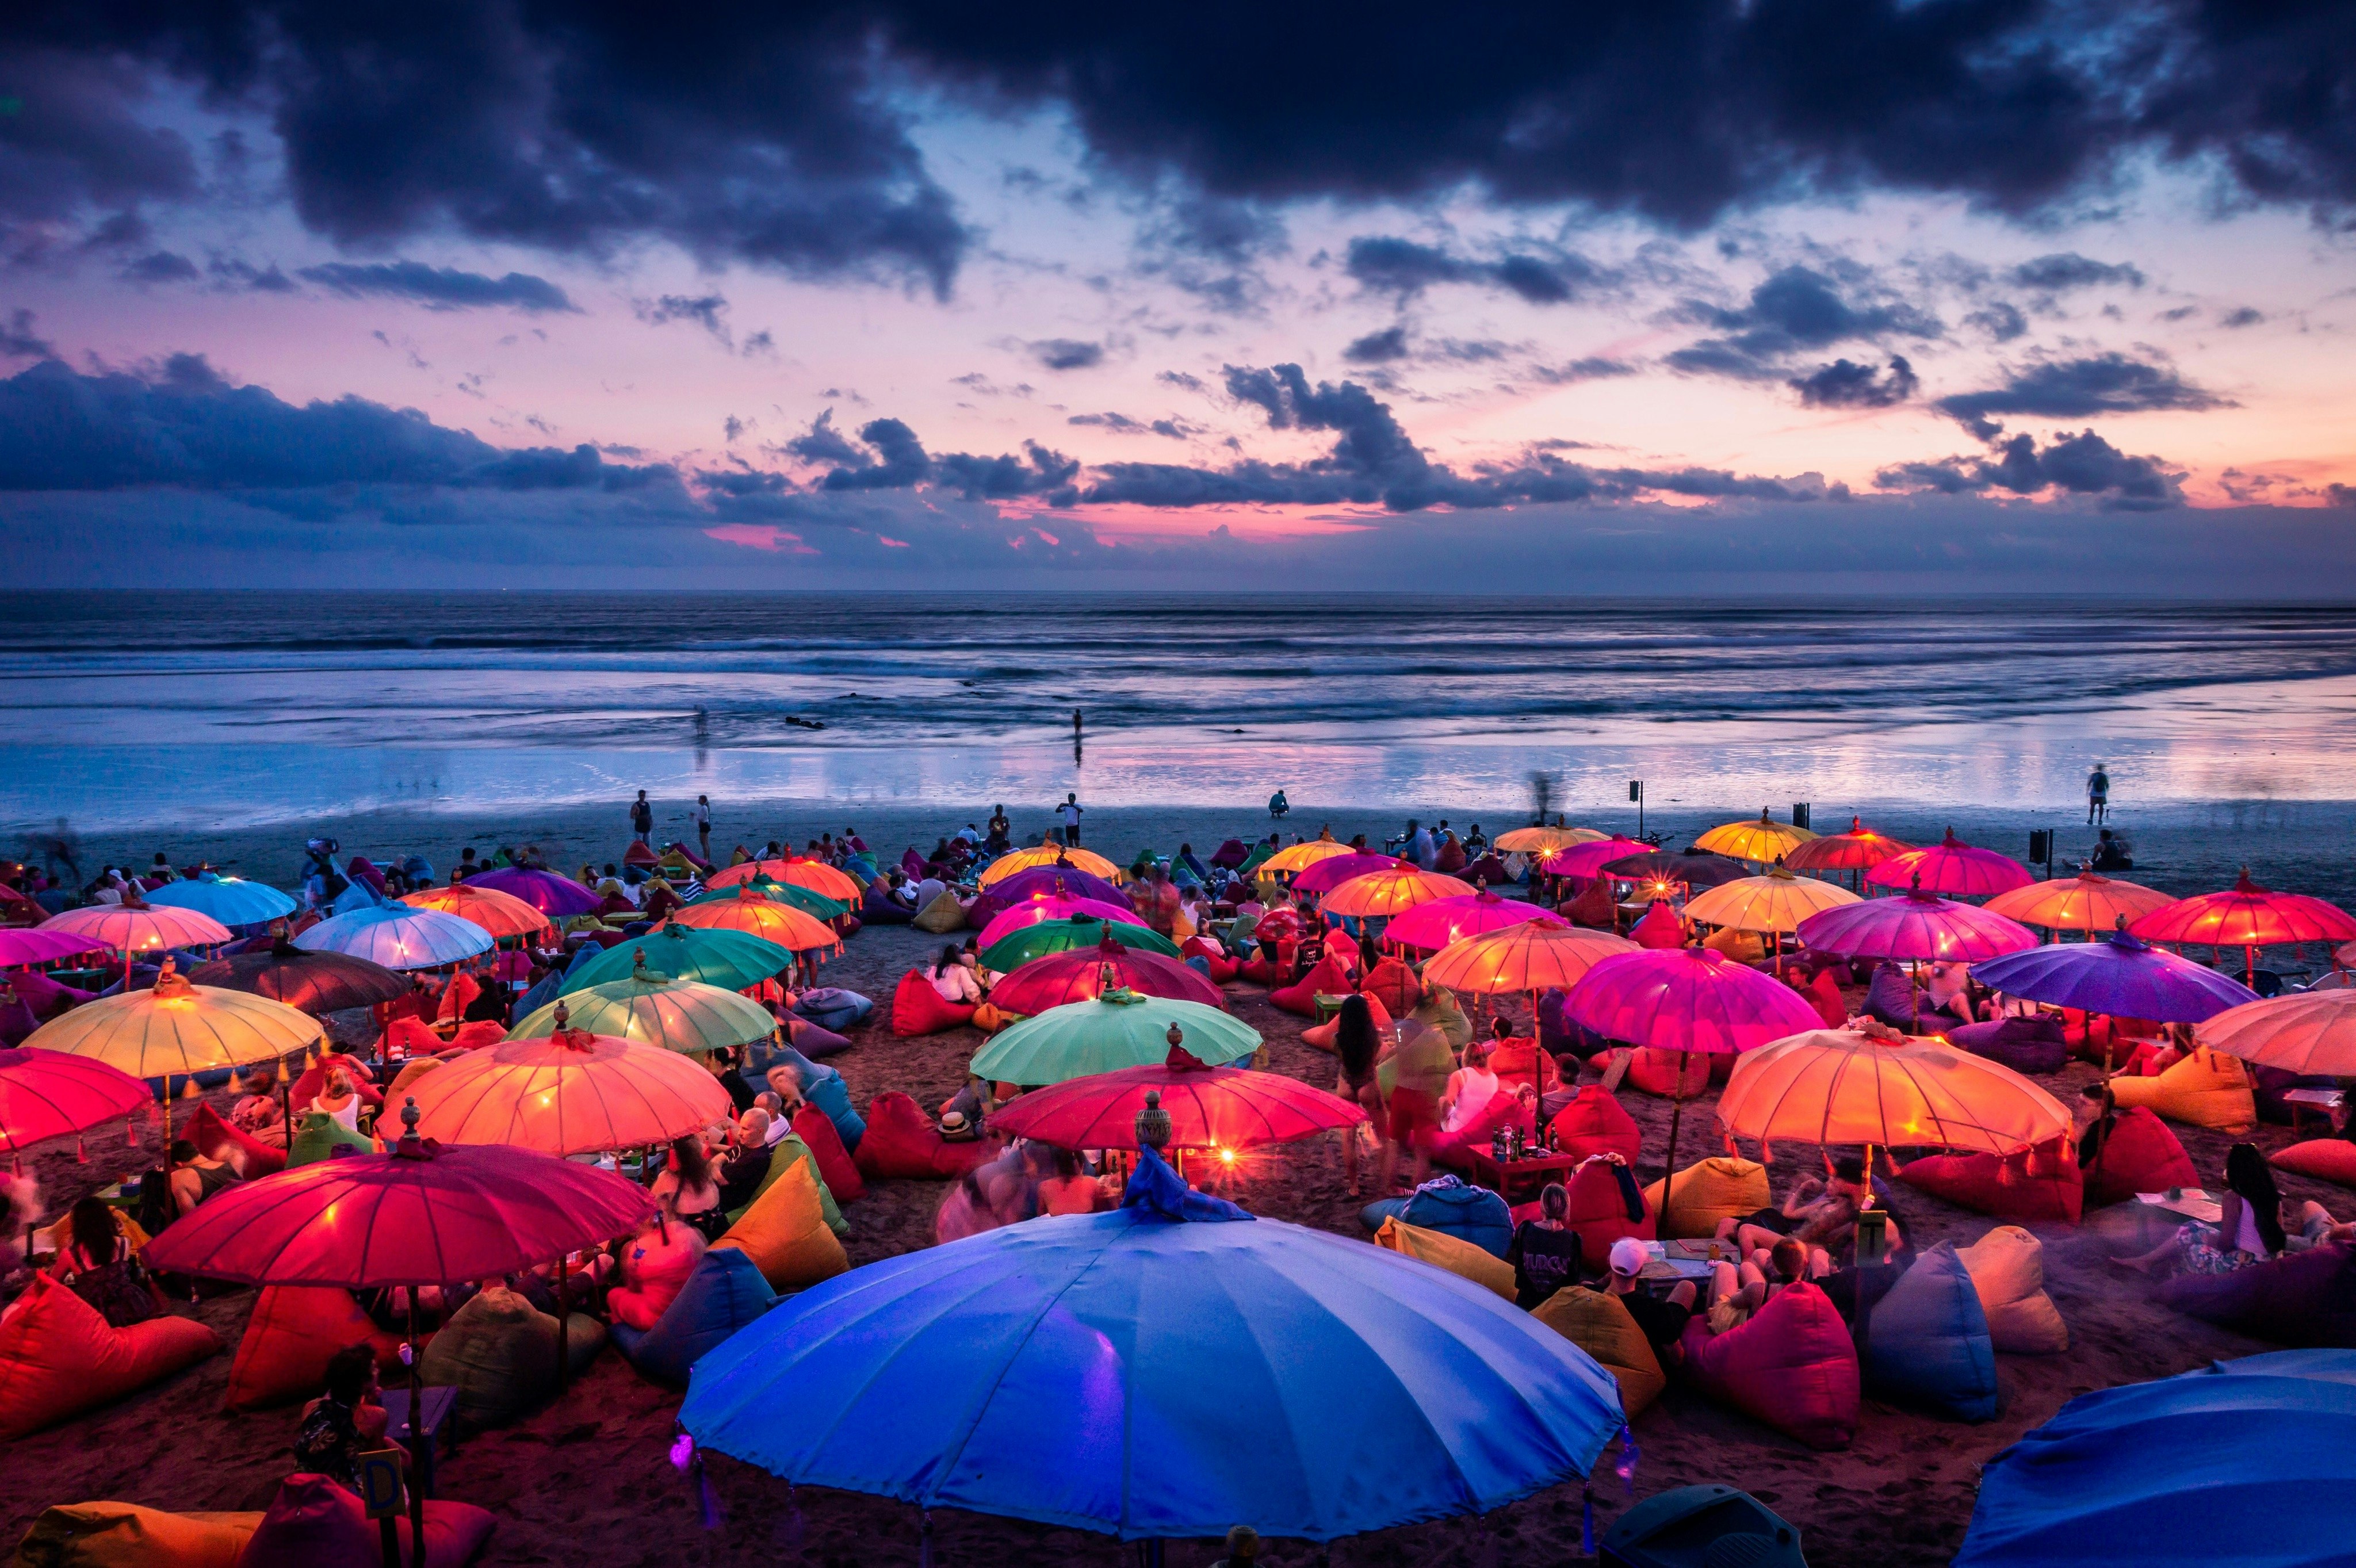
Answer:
1333 995 1381 1198
2115 1141 2287 1276
652 1133 727 1240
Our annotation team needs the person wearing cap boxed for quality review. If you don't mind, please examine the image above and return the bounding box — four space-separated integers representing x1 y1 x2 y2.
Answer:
1604 1236 1697 1360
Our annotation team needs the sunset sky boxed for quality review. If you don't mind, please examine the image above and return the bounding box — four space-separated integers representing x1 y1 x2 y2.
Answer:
5 4 2355 591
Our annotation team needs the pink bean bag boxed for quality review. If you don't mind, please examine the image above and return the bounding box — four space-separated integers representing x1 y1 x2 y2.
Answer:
1361 956 1422 1018
1683 1280 1861 1451
607 1225 705 1332
1622 1046 1712 1099
1269 954 1354 1017
1806 969 1848 1029
0 1277 223 1441
890 969 974 1036
1900 1135 2083 1225
236 1472 495 1568
852 1091 995 1180
189 1102 287 1179
2271 1139 2356 1189
2083 1106 2199 1207
1180 937 1238 982
384 1015 443 1058
791 1103 867 1204
1548 1086 1642 1164
1559 1156 1655 1257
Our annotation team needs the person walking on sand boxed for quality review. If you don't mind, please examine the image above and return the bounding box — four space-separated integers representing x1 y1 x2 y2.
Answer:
631 789 654 846
1059 793 1084 845
694 794 713 861
2087 763 2110 825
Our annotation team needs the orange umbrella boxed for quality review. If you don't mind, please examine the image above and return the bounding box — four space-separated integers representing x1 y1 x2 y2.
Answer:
705 858 794 890
1717 1024 2071 1165
2130 869 2356 979
978 846 1125 888
1781 817 1915 878
41 897 235 985
2194 989 2356 1078
1319 867 1474 920
1493 825 1607 854
1420 917 1638 996
1693 810 1818 863
663 888 844 956
1984 871 2178 938
406 1028 735 1156
400 881 550 940
773 858 864 904
1259 840 1357 876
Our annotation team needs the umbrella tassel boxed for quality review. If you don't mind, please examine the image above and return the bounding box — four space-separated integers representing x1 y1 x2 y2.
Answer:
75 1136 86 1165
919 1512 934 1568
1581 1487 1596 1555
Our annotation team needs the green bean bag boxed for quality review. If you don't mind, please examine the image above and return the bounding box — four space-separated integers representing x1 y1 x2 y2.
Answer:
285 1110 373 1168
414 1286 602 1428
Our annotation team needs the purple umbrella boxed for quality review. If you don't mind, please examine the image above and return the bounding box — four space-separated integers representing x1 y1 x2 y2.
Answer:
966 866 1129 927
1796 886 2037 962
1289 852 1406 896
0 929 109 967
464 866 602 919
1969 927 2258 1023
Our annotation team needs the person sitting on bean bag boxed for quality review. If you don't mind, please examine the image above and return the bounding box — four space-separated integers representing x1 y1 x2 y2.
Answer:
1602 1236 1697 1366
290 1343 389 1494
2112 1142 2290 1278
607 1220 707 1330
1440 1035 1504 1134
1712 1152 1883 1272
2073 1084 2199 1206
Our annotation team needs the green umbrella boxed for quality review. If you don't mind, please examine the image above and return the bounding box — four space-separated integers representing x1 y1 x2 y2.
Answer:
686 876 847 922
980 916 1179 972
559 923 793 996
512 961 779 1055
969 990 1260 1085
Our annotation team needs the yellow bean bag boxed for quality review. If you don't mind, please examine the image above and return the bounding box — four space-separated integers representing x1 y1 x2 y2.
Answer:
1955 1224 2069 1355
1642 1157 1770 1240
714 1159 848 1291
912 891 966 933
7 1501 262 1568
2104 1048 2256 1135
1534 1287 1666 1417
1372 1217 1514 1301
1701 925 1768 964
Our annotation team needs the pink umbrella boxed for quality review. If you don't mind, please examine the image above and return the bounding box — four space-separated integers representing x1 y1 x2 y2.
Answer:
976 894 1149 953
986 1047 1365 1152
1380 890 1547 952
1865 827 2033 898
42 899 236 985
0 929 108 967
0 1047 151 1164
1536 837 1653 880
1797 885 2037 962
1289 853 1406 896
462 866 603 919
990 942 1225 1014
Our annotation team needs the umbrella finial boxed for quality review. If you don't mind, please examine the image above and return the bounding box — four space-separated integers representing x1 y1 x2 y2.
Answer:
552 1000 570 1031
1166 1020 1184 1050
1135 1089 1172 1153
392 1096 433 1159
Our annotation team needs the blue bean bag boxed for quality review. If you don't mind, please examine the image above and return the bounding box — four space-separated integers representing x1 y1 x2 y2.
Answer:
1948 1016 2069 1074
1864 965 1933 1031
609 1246 776 1385
763 1043 865 1152
1866 1242 1999 1421
795 986 872 1033
1358 1175 1514 1259
859 881 915 925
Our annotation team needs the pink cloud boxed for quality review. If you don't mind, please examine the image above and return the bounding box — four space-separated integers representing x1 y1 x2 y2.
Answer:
703 523 817 554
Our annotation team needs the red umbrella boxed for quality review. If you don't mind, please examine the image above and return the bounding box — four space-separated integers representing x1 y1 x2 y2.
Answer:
1289 853 1406 896
976 894 1146 953
1783 817 1915 875
1866 827 2033 898
992 942 1225 1014
1797 884 2037 962
0 1047 150 1164
1537 837 1653 880
2129 869 2356 981
987 1047 1365 1152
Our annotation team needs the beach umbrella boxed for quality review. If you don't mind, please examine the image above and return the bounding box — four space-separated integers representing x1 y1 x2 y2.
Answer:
967 866 1132 925
1319 867 1474 920
1537 837 1655 881
1867 828 2034 898
771 858 865 904
970 992 1259 1085
1494 824 1608 854
1380 889 1548 953
508 959 779 1056
143 876 299 927
0 883 43 927
686 876 846 921
990 943 1225 1015
404 1028 734 1156
1984 871 2179 938
1288 852 1406 896
1781 817 1915 877
295 905 493 970
461 866 602 919
42 900 235 985
1970 927 2257 1024
2194 989 2356 1078
559 924 794 996
186 936 411 1015
1693 810 1819 863
1683 866 1861 935
676 1168 1626 1544
0 1047 150 1163
1955 1350 2356 1568
1422 918 1639 999
978 846 1125 889
1257 840 1359 877
663 887 844 958
974 893 1145 952
2129 869 2356 981
980 916 1180 973
22 963 321 1133
0 928 108 967
399 881 550 940
1599 849 1751 892
987 1052 1364 1152
1796 885 2037 963
1718 1026 2072 1166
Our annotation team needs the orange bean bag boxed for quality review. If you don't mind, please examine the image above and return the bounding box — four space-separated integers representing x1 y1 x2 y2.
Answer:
1559 1156 1655 1257
1900 1135 2084 1225
289 1053 383 1111
607 1225 706 1331
447 1020 506 1049
1486 1037 1561 1097
1301 992 1392 1051
189 1102 287 1179
0 1276 223 1441
1269 953 1354 1017
1621 1046 1712 1099
235 1471 495 1567
2083 1106 2199 1207
225 1286 410 1411
1361 956 1422 1018
1180 937 1238 982
1683 1280 1860 1450
1548 1086 1642 1164
2270 1139 2356 1189
2105 1048 2258 1134
890 969 974 1036
8 1500 262 1567
853 1091 995 1180
1642 1157 1770 1240
791 1103 866 1204
714 1159 850 1291
1807 969 1848 1029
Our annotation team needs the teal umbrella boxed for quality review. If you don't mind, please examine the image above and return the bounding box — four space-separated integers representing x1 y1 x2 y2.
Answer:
557 923 791 996
970 990 1259 1085
686 875 847 922
980 916 1177 972
145 875 299 927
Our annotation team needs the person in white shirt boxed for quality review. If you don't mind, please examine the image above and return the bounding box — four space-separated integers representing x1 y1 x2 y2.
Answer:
1440 1037 1500 1133
1058 793 1084 844
929 944 981 1004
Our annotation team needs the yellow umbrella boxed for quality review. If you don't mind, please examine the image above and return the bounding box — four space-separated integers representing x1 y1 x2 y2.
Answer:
400 882 551 941
1319 867 1475 920
1717 1024 2071 1166
978 846 1126 888
2194 989 2356 1077
405 1029 735 1156
1259 840 1357 875
1493 825 1607 854
1693 809 1819 863
24 962 322 1133
1984 872 2178 938
1420 917 1638 996
508 960 779 1056
1684 866 1860 935
663 888 844 955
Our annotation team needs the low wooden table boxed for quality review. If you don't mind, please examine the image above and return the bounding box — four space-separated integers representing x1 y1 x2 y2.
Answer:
2285 1087 2347 1135
1460 1147 1585 1204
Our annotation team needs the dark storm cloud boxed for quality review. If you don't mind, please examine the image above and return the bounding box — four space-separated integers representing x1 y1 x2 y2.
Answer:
1667 265 1943 381
1933 351 2229 438
803 412 1080 503
297 260 577 313
0 308 56 359
1789 355 1918 408
1531 357 1637 385
2006 253 2145 292
1877 427 2180 510
0 51 200 225
1343 326 1409 364
120 249 198 284
1344 237 1605 305
1030 338 1105 370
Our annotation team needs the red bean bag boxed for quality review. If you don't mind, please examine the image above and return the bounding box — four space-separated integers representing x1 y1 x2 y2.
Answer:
1548 1086 1642 1164
290 1053 383 1111
1302 992 1393 1051
1560 1156 1655 1256
1807 969 1848 1029
1900 1135 2083 1225
1486 1037 1561 1098
225 1286 410 1411
2083 1107 2199 1207
1622 1046 1712 1099
384 1015 443 1058
1362 956 1422 1018
1631 902 1685 949
1429 1093 1527 1172
792 1103 867 1204
189 1102 287 1179
2271 1139 2356 1189
1181 936 1239 982
1683 1280 1861 1450
236 1472 496 1568
890 969 974 1036
0 1276 223 1441
608 1226 704 1332
1269 954 1354 1017
447 1020 506 1049
852 1091 996 1180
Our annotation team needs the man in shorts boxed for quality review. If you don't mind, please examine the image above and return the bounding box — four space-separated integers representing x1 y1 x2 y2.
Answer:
1378 1020 1454 1194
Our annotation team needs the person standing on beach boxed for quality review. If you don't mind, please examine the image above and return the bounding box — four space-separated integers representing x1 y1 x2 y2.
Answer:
694 794 713 861
631 790 654 846
1059 793 1084 845
2087 764 2110 824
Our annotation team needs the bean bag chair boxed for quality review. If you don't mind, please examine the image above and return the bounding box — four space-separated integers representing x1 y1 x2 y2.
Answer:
1534 1287 1666 1417
783 1016 852 1060
763 1044 864 1150
2270 1139 2356 1188
224 1286 407 1411
234 1472 495 1568
1806 969 1848 1030
1955 1225 2069 1354
446 1020 504 1050
0 1278 223 1441
609 1245 776 1386
1269 953 1353 1018
383 1016 444 1060
1864 1243 1998 1421
794 986 871 1033
860 878 915 925
606 1226 706 1332
912 890 966 934
188 1103 286 1179
890 970 974 1036
1357 1176 1513 1259
1621 1046 1712 1099
715 1160 850 1292
1559 1156 1656 1257
2082 1106 2200 1207
1900 1136 2083 1226
1946 1015 2069 1074
1486 1037 1561 1098
791 1104 866 1204
289 1054 382 1111
385 1055 444 1100
1548 1086 1642 1164
8 1501 261 1568
1372 1216 1515 1301
415 1285 603 1428
1362 957 1422 1018
1864 965 1930 1031
2104 1048 2257 1134
1682 1280 1860 1450
1630 902 1684 950
2156 1241 2356 1348
1180 937 1238 982
1429 1092 1527 1173
1300 992 1392 1051
285 1110 374 1169
1701 924 1768 964
731 1134 845 1233
851 1091 991 1181
1642 1157 1772 1240
1410 990 1472 1050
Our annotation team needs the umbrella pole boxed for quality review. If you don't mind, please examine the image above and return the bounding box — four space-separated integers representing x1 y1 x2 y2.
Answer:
556 1256 570 1392
406 1284 426 1562
1661 1057 1686 1234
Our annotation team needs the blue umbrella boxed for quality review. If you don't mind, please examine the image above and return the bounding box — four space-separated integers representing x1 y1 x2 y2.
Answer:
1970 927 2257 1023
145 876 299 927
1957 1350 2356 1568
680 1153 1626 1543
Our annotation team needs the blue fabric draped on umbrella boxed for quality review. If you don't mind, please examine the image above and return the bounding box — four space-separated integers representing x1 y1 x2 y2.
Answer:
1956 1350 2356 1568
1969 928 2257 1023
680 1149 1627 1543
